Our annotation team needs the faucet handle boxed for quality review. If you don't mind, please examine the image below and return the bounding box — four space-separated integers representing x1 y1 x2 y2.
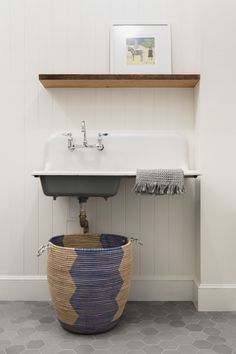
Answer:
98 132 108 137
97 132 108 151
62 132 73 138
62 132 75 151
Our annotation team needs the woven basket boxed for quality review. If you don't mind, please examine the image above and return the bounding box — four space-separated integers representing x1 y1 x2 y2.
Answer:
47 233 132 334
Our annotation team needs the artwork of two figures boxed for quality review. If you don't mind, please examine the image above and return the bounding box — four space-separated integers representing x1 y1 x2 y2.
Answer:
126 37 155 65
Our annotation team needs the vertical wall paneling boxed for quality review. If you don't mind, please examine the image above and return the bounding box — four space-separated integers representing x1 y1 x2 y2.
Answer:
155 196 169 276
93 1 110 74
5 0 25 274
153 89 168 130
140 195 155 275
0 0 198 299
38 190 52 275
111 179 125 235
124 89 142 130
169 195 184 275
52 89 68 132
67 90 85 131
52 198 68 236
86 198 97 234
96 198 112 234
110 90 126 129
124 179 141 276
38 0 53 73
67 220 82 235
24 0 40 274
95 90 112 131
38 91 53 276
139 90 155 129
183 180 195 278
0 0 11 274
51 0 68 74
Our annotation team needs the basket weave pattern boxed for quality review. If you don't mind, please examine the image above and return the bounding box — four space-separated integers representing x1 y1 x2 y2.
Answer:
47 233 132 334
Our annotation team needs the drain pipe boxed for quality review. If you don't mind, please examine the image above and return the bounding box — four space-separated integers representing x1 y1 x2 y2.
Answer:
78 197 89 233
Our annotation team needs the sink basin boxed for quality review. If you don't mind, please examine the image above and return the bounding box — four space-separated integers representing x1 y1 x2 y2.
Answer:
33 131 200 199
39 175 121 198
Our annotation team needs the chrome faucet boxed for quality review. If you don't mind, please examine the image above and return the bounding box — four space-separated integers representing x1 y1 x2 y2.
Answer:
63 132 75 151
62 121 108 152
81 120 88 147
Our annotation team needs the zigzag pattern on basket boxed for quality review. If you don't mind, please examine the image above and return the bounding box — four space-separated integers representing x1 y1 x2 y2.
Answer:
112 243 132 321
47 239 78 325
69 234 124 333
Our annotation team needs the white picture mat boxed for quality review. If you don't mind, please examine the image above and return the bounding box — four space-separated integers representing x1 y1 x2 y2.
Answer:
110 24 172 74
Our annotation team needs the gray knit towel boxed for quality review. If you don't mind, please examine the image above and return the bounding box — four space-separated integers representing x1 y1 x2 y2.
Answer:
133 169 185 195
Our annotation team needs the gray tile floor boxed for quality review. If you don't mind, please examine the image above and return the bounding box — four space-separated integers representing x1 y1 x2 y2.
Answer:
1 301 236 354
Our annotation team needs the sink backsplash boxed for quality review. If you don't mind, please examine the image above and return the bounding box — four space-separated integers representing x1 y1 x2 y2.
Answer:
44 131 190 172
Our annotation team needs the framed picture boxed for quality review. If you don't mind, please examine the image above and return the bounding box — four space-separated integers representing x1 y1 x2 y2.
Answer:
110 23 172 74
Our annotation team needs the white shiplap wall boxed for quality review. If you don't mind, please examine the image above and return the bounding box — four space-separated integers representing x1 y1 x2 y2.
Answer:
0 0 199 300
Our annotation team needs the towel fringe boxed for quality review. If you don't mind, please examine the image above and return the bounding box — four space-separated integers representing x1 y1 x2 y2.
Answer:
133 182 185 195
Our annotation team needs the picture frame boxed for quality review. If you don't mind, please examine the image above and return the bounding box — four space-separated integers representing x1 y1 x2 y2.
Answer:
110 23 172 74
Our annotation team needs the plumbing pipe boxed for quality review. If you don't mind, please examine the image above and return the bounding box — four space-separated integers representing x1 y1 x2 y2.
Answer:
78 198 89 233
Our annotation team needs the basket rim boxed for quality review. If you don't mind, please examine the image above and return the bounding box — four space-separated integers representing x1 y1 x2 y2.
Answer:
48 233 131 252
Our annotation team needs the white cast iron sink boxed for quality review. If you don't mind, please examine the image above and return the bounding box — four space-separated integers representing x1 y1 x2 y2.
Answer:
33 131 200 199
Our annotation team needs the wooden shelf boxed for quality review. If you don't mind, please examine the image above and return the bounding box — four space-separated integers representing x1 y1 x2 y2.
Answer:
39 74 200 88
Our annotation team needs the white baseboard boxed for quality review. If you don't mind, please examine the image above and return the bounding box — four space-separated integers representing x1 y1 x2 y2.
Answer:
0 275 193 302
3 276 236 310
194 280 236 311
0 276 49 301
129 277 193 301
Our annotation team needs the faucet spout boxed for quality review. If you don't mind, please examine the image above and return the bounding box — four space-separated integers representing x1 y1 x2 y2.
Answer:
81 120 88 147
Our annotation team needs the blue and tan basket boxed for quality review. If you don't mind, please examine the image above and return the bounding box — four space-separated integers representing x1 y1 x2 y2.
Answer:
47 233 132 334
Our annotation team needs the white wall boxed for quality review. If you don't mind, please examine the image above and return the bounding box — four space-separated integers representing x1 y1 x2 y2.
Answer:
0 0 200 301
194 0 236 310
